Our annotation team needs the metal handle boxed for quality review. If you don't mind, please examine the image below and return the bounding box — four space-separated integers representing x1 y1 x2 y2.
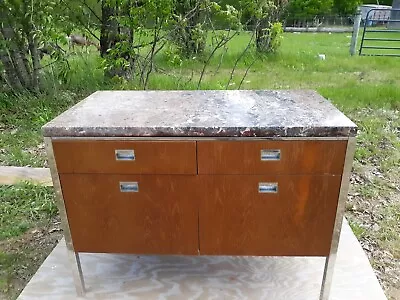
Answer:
120 182 139 192
261 149 281 161
259 182 278 194
115 149 135 161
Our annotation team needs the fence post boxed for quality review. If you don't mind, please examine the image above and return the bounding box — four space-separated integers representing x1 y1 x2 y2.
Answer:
350 9 362 56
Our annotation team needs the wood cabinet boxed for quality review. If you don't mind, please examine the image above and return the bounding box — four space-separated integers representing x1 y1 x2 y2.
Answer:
54 139 346 256
43 90 357 298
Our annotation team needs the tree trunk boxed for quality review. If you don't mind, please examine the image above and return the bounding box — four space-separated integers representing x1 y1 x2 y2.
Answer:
0 45 23 91
100 0 135 79
0 22 32 89
174 0 205 57
256 18 272 52
101 1 118 58
101 0 122 78
27 33 41 91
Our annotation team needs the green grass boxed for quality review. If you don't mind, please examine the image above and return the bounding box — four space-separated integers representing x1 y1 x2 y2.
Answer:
0 31 399 299
349 220 367 239
0 183 57 240
0 183 57 298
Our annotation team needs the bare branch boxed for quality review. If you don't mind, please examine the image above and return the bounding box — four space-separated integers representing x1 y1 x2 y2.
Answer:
197 29 239 89
238 58 256 89
61 0 100 42
225 28 257 90
78 0 102 23
213 45 228 76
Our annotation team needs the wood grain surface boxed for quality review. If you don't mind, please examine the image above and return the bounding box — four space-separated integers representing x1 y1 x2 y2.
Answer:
199 175 342 256
197 140 347 175
60 174 199 254
53 140 197 174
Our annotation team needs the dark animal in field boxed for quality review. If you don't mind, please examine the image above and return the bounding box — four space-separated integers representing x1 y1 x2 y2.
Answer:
67 34 100 51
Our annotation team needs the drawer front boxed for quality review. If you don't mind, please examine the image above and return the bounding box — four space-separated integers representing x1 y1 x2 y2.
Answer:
60 174 199 255
53 140 197 174
197 140 347 175
199 175 341 256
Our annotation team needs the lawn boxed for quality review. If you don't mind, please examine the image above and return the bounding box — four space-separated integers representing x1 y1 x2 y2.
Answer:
0 31 399 299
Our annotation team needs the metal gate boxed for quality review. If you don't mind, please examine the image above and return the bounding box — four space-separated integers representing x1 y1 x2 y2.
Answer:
359 8 400 56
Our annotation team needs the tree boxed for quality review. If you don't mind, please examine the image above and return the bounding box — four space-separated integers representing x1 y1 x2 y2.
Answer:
169 0 207 57
287 0 334 19
0 0 67 92
242 0 288 53
333 0 362 15
98 0 176 84
362 0 392 4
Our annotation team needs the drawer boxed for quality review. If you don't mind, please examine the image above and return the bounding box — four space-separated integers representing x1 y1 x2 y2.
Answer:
53 140 197 174
199 175 341 256
60 174 199 254
197 140 347 175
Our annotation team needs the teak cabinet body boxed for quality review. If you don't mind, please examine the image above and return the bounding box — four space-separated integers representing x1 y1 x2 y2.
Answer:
53 139 347 257
43 90 357 299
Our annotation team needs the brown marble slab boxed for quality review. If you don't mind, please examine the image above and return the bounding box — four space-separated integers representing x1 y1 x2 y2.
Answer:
42 90 357 138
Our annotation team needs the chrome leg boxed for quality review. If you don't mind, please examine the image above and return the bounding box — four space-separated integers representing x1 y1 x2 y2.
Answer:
320 255 334 300
44 137 86 296
319 137 357 300
67 251 85 296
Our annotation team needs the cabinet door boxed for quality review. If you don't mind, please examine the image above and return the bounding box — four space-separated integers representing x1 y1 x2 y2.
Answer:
60 174 199 255
199 175 341 256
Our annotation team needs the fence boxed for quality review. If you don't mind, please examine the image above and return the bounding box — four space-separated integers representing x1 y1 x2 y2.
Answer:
359 8 400 57
283 15 355 33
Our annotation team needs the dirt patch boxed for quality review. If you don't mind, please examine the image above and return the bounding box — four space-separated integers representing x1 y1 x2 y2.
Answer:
346 166 400 300
0 216 62 300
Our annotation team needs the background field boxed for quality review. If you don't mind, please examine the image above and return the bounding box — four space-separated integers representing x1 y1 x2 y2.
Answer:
0 32 399 299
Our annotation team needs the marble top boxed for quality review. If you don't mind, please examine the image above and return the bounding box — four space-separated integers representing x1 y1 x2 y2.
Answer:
42 90 357 137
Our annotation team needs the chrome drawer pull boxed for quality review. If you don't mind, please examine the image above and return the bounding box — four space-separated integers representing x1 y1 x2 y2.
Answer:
259 183 278 194
261 149 281 161
115 149 135 161
120 182 139 192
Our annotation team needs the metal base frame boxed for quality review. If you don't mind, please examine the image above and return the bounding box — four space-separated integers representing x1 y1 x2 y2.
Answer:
45 136 356 299
44 137 85 296
320 137 356 299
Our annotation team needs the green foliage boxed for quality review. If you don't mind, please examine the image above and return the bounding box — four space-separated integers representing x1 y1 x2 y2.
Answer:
0 0 69 91
169 18 207 57
267 22 283 53
362 0 392 4
241 0 287 52
101 0 176 82
333 0 362 15
287 0 334 19
212 3 242 29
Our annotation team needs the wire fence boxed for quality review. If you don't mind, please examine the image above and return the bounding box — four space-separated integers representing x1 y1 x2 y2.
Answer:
284 15 355 28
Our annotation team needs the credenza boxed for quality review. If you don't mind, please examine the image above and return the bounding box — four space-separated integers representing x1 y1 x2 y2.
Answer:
43 90 357 299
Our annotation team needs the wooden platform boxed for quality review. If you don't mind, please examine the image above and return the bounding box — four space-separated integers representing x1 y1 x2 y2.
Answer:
18 219 386 300
0 166 52 186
